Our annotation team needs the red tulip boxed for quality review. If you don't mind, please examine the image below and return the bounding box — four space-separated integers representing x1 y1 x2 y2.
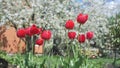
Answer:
78 34 86 43
86 31 94 40
17 28 26 38
25 27 33 36
35 38 44 45
41 30 51 40
68 31 76 39
30 24 39 35
65 20 74 29
77 13 88 24
37 27 43 34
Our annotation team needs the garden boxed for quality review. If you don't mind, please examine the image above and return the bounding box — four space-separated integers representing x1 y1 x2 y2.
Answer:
0 0 120 68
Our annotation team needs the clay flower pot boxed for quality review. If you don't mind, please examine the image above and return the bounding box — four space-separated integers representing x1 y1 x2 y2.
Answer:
0 26 43 54
0 26 25 54
34 45 43 54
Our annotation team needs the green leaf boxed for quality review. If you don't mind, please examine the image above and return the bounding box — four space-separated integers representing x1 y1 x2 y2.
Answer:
73 54 84 68
40 57 47 68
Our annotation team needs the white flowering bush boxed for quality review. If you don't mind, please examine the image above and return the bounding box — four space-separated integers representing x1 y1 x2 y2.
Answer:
0 0 110 49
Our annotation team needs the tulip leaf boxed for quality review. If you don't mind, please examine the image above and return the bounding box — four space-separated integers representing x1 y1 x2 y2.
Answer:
73 54 84 68
40 57 47 68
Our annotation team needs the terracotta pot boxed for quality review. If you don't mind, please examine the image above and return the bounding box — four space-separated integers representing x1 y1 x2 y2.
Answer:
0 26 43 54
0 26 25 53
34 45 43 54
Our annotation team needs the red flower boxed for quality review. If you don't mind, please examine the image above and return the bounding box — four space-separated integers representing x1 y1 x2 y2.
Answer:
30 24 39 35
41 30 51 40
78 34 86 43
65 20 74 29
77 13 88 24
25 27 33 36
37 27 43 34
68 31 76 39
17 28 26 38
35 38 44 45
86 31 94 40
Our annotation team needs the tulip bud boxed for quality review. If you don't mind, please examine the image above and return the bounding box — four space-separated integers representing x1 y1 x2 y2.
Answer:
77 13 88 24
65 20 74 29
78 34 86 43
68 31 76 39
41 30 51 40
35 38 44 45
17 28 26 38
86 31 94 40
30 24 39 35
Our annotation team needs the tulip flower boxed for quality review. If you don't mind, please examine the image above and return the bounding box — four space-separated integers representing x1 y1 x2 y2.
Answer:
35 38 44 45
37 27 43 34
17 28 26 38
78 34 86 43
68 31 76 39
30 24 39 35
65 20 74 29
77 13 88 24
25 27 33 36
86 31 94 40
41 30 51 40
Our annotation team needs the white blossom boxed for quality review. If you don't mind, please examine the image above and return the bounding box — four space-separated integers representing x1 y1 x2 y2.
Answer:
0 0 115 47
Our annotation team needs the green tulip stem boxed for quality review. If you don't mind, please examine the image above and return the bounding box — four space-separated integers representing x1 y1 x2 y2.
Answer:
78 24 81 32
67 30 69 57
43 40 46 56
25 36 30 67
31 36 35 55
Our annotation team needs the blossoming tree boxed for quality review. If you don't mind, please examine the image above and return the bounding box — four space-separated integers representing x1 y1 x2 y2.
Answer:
0 0 110 54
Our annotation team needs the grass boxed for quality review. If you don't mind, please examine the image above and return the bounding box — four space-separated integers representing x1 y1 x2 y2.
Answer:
1 51 120 68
